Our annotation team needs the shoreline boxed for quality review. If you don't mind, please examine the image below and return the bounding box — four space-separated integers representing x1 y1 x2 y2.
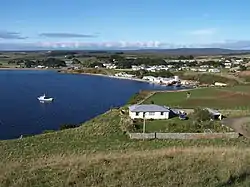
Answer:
80 72 153 83
66 72 195 90
0 67 193 88
0 67 158 83
0 67 58 71
0 67 194 89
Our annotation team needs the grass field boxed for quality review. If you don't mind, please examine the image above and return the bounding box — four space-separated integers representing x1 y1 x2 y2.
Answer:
0 108 250 186
144 86 250 109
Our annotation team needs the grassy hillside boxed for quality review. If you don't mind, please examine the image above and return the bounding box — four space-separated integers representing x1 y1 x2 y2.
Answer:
0 107 250 186
175 71 241 85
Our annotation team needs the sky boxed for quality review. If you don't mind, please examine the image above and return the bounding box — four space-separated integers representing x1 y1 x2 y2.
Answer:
1 0 250 50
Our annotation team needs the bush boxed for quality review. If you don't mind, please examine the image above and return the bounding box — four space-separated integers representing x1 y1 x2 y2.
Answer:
43 130 55 134
59 124 78 130
127 91 151 104
192 108 212 122
120 116 135 133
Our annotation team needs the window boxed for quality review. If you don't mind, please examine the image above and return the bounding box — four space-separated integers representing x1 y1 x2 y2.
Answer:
161 112 164 115
135 112 139 116
148 112 155 116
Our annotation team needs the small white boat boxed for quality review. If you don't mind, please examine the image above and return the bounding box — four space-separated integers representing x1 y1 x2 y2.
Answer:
38 94 54 102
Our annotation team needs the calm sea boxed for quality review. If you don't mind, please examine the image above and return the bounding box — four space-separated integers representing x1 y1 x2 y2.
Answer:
0 70 185 139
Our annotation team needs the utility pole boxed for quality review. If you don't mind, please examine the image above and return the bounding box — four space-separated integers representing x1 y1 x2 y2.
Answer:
143 112 146 134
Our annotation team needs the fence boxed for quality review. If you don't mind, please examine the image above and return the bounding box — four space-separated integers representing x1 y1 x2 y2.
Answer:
128 132 239 140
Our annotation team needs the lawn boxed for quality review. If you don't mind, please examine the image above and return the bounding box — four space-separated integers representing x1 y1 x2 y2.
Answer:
133 117 230 133
144 87 250 109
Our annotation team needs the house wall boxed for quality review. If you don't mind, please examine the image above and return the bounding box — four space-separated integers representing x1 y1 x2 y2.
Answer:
129 111 169 119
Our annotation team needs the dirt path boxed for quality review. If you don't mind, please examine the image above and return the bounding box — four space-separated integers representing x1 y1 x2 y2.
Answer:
222 116 250 138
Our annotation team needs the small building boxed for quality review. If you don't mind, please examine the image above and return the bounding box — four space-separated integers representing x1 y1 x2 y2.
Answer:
208 68 221 73
36 65 45 68
198 68 207 72
142 76 156 82
214 82 227 87
205 108 223 120
128 104 170 119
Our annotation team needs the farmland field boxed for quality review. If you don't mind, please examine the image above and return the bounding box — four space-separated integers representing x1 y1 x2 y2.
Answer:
144 86 250 109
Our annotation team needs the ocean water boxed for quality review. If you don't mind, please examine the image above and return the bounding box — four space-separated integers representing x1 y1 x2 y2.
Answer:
0 70 184 139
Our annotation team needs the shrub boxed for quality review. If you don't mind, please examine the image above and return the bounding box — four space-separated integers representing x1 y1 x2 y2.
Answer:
43 130 55 134
192 108 212 122
59 124 78 130
127 91 151 104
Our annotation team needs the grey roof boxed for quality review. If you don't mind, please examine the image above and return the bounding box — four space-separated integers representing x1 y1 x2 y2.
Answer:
205 108 221 115
129 104 170 112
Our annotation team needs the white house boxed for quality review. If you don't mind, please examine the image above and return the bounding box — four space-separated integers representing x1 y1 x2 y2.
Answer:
214 82 227 87
224 62 232 69
115 72 135 78
36 65 45 68
198 68 207 72
142 76 156 82
128 104 170 119
208 68 221 73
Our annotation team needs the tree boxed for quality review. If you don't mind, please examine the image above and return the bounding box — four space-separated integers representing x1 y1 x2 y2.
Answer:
88 62 104 68
42 58 66 67
188 55 194 60
72 58 81 64
192 108 212 122
239 65 247 71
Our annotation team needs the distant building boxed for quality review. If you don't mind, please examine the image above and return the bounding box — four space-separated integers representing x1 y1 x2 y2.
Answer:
208 68 221 73
214 82 227 87
205 108 223 120
198 68 207 72
36 65 45 68
224 62 232 69
115 72 135 78
142 76 156 82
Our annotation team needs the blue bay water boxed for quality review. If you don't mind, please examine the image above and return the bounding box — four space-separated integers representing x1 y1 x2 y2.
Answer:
0 70 184 139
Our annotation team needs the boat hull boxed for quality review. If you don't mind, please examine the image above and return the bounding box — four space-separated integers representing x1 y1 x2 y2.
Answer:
38 98 54 102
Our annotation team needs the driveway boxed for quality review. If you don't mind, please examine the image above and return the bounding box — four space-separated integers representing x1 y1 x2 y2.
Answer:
222 116 250 138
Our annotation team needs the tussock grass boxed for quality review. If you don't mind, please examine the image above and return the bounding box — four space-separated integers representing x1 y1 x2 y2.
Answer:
1 147 250 186
1 109 250 186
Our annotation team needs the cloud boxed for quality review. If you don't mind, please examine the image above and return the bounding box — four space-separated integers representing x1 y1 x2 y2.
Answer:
189 28 217 36
0 31 27 39
39 33 96 38
37 41 167 48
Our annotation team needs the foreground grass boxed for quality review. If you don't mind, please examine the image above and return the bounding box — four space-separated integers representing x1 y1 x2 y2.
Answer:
2 147 250 187
0 109 250 186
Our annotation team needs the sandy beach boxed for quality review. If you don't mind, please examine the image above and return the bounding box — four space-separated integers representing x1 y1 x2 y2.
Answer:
61 70 156 84
82 73 152 83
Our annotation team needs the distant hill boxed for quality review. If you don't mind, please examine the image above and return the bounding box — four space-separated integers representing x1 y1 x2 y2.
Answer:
128 48 250 56
2 48 250 56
